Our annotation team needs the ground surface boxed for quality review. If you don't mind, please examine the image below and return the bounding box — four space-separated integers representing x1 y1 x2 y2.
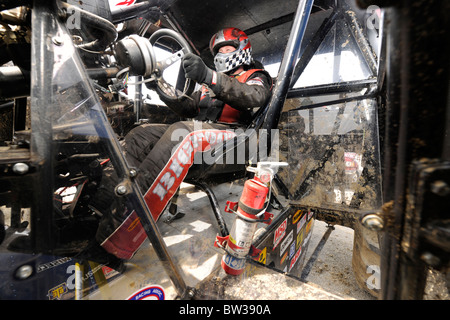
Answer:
155 181 375 300
2 180 448 300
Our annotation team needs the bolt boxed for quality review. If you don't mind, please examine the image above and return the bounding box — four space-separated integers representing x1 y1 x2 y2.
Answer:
15 265 33 280
431 180 450 197
115 185 127 195
361 213 384 231
52 36 64 46
186 288 196 299
57 8 68 20
12 163 29 175
129 169 137 178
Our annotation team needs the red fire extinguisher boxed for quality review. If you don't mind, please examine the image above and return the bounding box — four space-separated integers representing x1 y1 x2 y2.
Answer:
215 162 287 275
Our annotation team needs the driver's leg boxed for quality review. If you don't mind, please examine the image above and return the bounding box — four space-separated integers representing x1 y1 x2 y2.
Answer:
135 121 232 221
122 123 170 167
96 120 235 259
91 123 170 259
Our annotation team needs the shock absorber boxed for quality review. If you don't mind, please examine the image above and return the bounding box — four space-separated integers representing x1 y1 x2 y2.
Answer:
216 162 287 275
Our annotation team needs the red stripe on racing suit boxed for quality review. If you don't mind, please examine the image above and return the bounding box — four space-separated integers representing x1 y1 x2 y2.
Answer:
101 129 236 259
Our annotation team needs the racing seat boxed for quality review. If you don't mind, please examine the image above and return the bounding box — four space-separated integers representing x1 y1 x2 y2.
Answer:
184 62 272 183
164 101 277 236
185 103 269 183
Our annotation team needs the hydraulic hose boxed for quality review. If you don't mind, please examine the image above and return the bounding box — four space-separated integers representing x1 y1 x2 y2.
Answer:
58 1 118 51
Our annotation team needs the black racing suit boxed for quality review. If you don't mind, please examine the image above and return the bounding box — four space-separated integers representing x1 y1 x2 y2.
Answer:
96 66 272 259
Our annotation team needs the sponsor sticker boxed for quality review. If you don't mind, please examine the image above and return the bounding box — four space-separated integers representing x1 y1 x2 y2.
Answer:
223 254 246 271
127 285 165 300
306 219 313 234
246 77 264 87
127 217 141 231
289 242 296 259
111 0 137 6
273 218 287 250
280 250 288 265
297 214 307 234
304 231 312 248
344 152 362 173
258 247 267 265
292 210 302 224
37 257 72 273
48 283 68 300
296 229 304 249
289 246 302 271
102 266 119 280
279 230 293 257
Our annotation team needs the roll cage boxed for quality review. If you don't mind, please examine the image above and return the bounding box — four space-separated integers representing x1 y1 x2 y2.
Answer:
0 0 448 300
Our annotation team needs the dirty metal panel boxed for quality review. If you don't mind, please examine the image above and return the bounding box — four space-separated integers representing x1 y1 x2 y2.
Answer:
277 97 383 214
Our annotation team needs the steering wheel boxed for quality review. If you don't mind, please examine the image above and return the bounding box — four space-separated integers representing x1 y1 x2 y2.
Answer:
148 29 196 103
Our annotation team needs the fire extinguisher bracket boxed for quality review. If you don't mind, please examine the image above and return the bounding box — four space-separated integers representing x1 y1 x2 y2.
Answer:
224 200 273 225
214 234 262 260
214 234 229 250
261 211 274 225
213 234 239 257
225 200 238 213
248 245 262 259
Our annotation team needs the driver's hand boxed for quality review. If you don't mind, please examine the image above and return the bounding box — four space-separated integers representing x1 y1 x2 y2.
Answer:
182 53 215 86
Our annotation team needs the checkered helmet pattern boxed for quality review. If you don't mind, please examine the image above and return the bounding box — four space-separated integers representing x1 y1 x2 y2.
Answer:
209 28 253 73
214 48 252 73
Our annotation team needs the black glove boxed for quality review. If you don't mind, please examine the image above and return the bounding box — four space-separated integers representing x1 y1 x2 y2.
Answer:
182 53 215 85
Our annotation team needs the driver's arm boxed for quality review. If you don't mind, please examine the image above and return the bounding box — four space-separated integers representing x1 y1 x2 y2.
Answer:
209 71 272 111
160 71 271 119
182 53 272 111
